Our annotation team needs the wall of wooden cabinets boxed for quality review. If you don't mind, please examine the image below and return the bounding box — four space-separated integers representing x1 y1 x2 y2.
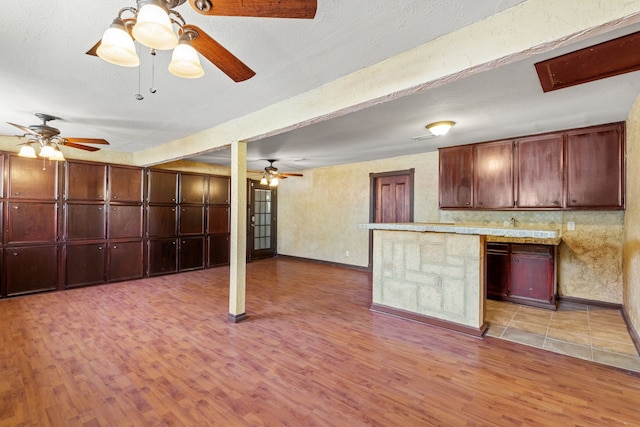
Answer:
0 155 231 298
439 122 625 210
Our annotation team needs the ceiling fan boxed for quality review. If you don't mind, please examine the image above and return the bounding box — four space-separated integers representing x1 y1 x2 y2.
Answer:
260 159 303 186
87 0 317 82
7 113 109 161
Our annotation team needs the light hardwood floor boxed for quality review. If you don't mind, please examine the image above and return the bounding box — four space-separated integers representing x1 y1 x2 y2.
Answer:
1 257 640 426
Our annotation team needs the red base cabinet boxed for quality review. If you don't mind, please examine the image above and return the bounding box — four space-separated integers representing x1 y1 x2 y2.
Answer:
486 243 557 310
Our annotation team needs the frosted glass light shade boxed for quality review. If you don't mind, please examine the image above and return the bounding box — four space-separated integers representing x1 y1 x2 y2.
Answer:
260 176 268 185
132 3 178 50
426 121 455 136
39 144 55 158
49 148 65 161
97 19 140 67
169 42 204 78
269 177 278 187
18 144 37 158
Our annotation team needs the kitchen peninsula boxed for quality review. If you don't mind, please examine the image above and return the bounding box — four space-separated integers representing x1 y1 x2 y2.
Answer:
360 223 560 337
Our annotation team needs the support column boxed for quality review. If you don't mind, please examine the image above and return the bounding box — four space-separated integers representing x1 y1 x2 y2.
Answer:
228 141 247 322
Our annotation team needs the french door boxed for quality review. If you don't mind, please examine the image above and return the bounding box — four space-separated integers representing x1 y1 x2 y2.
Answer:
248 180 277 260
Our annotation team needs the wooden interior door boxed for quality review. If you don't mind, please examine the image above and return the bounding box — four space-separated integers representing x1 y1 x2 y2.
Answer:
373 172 413 223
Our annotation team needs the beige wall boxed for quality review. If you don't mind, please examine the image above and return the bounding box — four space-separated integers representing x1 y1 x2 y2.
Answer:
624 95 640 333
278 149 624 304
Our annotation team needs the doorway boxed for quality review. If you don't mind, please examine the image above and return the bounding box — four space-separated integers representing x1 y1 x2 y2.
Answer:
368 169 414 267
248 180 277 260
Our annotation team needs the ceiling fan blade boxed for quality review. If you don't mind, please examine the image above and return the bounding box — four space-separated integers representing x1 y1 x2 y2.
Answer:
63 142 101 152
7 122 38 136
279 172 303 177
189 0 317 18
183 24 256 82
65 137 110 145
86 40 101 57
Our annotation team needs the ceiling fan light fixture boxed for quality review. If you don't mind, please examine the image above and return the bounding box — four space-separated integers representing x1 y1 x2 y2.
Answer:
39 144 55 158
132 2 179 50
426 121 456 136
269 177 279 187
18 144 37 159
49 147 66 161
169 37 205 78
97 17 140 67
260 175 268 185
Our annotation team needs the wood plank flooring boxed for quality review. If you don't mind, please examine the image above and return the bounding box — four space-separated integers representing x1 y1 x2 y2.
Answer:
1 257 640 426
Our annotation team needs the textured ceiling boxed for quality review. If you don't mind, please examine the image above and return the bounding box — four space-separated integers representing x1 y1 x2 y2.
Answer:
1 1 640 174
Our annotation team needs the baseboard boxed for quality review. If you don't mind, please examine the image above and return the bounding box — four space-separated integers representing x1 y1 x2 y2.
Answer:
370 303 487 338
276 254 371 273
557 295 623 310
621 308 640 356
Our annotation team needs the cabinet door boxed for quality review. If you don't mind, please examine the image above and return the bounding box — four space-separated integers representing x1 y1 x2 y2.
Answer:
147 170 178 204
109 241 144 282
65 161 106 201
109 166 144 203
66 204 106 240
474 141 514 209
208 234 230 267
148 239 178 276
6 245 58 296
66 243 106 288
179 236 204 271
510 245 554 303
8 156 58 200
486 243 509 299
179 206 205 235
208 206 230 234
180 174 206 204
147 206 177 237
208 176 230 204
566 123 624 208
108 205 143 239
439 145 473 208
7 202 57 243
516 134 564 208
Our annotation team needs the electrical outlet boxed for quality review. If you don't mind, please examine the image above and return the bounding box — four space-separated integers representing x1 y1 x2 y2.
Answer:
345 250 350 257
567 221 575 231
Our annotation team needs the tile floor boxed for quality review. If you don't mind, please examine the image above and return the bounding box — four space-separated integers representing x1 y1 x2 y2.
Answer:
485 299 640 372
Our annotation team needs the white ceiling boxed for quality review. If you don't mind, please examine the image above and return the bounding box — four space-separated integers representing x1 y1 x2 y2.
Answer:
1 1 640 173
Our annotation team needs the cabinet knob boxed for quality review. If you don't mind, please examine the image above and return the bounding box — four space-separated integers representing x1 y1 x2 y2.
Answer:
13 252 18 256
98 207 103 211
113 245 117 249
13 206 19 209
172 241 176 245
465 201 470 205
98 246 103 250
113 195 118 199
112 208 117 211
478 202 483 206
171 208 176 212
14 192 20 195
553 201 559 205
572 199 577 204
171 198 176 202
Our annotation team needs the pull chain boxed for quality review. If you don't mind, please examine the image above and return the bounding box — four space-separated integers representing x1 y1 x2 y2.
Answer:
150 49 157 94
135 46 144 100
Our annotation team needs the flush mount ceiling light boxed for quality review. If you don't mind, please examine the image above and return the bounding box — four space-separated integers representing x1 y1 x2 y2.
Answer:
426 121 456 136
88 0 318 82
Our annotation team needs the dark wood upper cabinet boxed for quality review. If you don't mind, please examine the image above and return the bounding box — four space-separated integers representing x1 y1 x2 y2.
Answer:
439 122 625 211
439 145 473 208
208 176 230 204
109 165 144 203
474 140 514 209
6 202 58 243
179 206 205 235
180 173 206 204
108 205 144 239
566 123 624 208
65 161 106 201
515 134 564 208
147 170 178 204
8 156 58 200
65 204 106 241
208 206 230 234
147 205 177 237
